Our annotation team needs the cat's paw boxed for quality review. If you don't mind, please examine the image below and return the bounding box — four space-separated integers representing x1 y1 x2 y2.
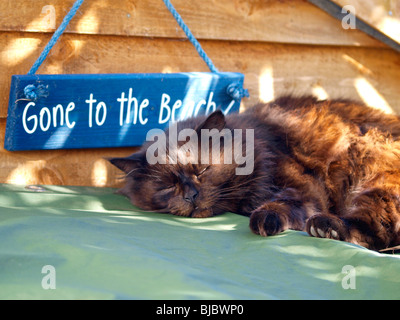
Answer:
306 214 349 241
249 207 287 237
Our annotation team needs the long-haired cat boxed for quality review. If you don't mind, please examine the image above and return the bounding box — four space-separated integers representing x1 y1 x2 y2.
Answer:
109 96 400 251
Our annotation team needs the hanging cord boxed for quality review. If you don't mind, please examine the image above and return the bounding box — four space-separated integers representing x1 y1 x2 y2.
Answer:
162 0 248 100
25 0 248 100
27 0 85 75
162 0 219 73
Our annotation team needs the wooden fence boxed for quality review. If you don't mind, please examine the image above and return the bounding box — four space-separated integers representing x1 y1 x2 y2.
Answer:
1 0 399 187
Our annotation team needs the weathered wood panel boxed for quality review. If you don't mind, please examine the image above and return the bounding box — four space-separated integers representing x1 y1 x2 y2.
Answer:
1 32 399 118
1 37 400 186
0 118 131 187
333 0 400 44
1 0 399 187
0 0 382 46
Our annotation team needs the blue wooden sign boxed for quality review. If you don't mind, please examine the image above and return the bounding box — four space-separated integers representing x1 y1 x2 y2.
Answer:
4 72 245 151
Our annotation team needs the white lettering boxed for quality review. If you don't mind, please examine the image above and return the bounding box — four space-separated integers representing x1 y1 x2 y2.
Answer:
156 304 190 317
86 93 107 127
139 99 149 125
41 265 56 290
65 102 76 129
205 91 216 114
39 107 51 132
194 99 206 117
159 93 171 124
22 101 77 134
342 265 356 289
200 305 244 316
86 93 97 128
146 129 167 164
95 101 107 126
118 89 149 126
145 123 255 175
22 102 38 134
200 128 232 165
127 88 138 124
342 5 356 29
171 100 182 123
117 91 128 126
223 100 236 115
234 129 254 175
52 104 64 127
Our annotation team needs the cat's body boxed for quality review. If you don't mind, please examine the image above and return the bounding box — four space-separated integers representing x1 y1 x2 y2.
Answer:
110 96 400 251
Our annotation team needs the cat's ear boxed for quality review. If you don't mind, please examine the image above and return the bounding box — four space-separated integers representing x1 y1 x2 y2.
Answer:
196 110 226 132
108 152 145 173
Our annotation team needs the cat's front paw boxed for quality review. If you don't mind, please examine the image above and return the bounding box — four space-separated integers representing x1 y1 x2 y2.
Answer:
249 205 288 237
306 214 349 241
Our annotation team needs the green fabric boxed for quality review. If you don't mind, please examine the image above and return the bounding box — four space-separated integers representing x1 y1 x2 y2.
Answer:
0 183 399 300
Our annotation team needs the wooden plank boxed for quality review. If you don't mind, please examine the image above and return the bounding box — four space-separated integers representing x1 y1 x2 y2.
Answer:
0 117 132 187
309 0 400 52
4 72 243 151
332 0 400 44
1 0 398 188
1 32 399 118
0 0 383 47
1 35 400 186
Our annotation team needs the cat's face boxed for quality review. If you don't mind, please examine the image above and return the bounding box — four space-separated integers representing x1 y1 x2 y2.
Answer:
109 111 246 218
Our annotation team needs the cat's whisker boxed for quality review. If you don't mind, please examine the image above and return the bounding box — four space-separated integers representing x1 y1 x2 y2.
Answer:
110 95 400 251
216 175 272 191
124 168 142 178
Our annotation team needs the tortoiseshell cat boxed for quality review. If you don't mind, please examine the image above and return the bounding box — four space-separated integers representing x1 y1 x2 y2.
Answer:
110 96 400 251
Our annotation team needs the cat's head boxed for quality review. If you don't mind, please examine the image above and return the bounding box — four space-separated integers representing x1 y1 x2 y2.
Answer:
109 111 257 218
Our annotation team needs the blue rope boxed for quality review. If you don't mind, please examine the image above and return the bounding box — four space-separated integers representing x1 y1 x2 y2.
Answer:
27 0 84 75
23 84 49 101
26 0 248 100
226 82 249 101
162 0 248 99
162 0 219 73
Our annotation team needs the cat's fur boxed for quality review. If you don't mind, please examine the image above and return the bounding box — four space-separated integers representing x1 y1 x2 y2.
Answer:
110 96 400 251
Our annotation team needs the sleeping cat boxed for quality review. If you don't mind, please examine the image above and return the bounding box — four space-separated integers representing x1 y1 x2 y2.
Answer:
109 96 400 251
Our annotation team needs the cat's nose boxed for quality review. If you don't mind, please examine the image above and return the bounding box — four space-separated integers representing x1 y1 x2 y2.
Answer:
184 186 199 204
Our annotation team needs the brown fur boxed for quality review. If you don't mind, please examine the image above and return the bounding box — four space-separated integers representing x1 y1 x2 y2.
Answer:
110 96 400 251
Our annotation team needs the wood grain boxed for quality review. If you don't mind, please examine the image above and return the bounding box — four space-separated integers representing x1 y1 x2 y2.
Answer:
0 117 132 187
1 32 399 117
332 0 400 44
1 0 399 187
1 34 399 187
0 0 382 46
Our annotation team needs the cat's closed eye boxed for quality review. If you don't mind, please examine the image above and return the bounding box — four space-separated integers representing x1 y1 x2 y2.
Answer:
196 166 210 177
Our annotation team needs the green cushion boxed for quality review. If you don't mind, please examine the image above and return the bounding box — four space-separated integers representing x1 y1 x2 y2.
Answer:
0 184 399 299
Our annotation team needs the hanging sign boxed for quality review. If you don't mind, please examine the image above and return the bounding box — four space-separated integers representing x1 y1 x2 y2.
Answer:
4 72 245 151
